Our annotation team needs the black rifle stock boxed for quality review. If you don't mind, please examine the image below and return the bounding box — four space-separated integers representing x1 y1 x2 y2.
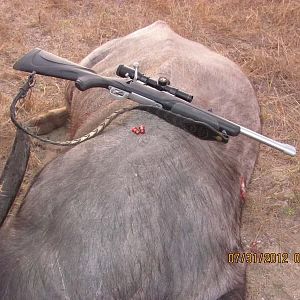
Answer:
13 48 240 136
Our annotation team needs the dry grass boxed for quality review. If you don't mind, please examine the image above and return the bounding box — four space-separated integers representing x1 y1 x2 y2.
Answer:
0 0 299 299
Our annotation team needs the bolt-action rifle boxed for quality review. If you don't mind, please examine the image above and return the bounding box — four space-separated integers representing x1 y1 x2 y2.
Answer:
13 48 296 157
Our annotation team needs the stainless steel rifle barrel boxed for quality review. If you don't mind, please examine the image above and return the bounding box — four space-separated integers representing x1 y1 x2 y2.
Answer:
240 126 296 157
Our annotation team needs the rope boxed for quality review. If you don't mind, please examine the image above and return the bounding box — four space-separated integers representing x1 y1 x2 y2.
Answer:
10 73 139 146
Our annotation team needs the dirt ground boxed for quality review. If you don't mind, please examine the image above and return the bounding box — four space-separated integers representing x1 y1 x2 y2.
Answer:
0 1 299 299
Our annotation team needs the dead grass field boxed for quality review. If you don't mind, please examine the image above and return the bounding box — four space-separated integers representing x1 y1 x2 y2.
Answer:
0 0 299 299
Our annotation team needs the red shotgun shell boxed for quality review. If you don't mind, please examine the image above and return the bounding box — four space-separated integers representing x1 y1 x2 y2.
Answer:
139 125 145 134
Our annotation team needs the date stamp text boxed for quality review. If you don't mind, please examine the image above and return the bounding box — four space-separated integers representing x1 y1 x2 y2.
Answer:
228 252 300 264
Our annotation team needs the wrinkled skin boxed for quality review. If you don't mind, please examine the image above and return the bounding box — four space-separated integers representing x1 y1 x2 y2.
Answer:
0 21 260 299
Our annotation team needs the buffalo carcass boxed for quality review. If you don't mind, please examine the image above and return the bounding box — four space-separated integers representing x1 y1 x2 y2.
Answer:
0 21 260 299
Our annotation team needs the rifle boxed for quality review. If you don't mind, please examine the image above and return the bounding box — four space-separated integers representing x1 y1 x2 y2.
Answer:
13 48 296 157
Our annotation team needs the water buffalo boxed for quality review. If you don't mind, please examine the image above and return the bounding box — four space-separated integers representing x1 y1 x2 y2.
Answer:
0 21 260 299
